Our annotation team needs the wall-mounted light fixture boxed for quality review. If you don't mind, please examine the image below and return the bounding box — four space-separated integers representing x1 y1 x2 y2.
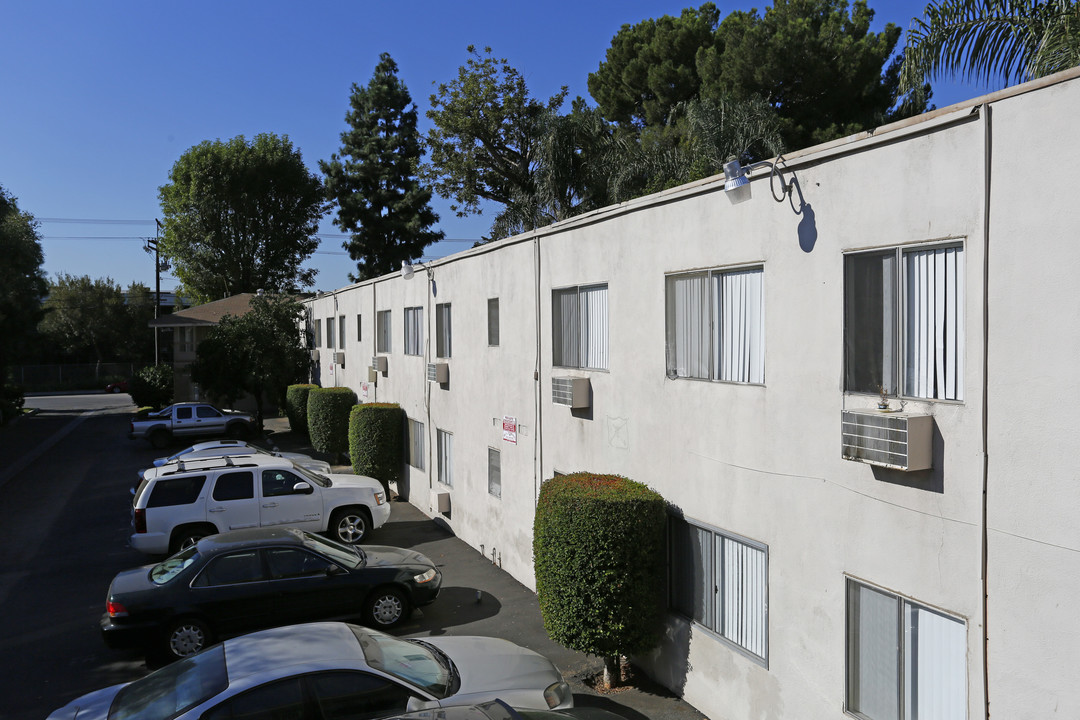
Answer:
723 155 793 200
401 260 437 295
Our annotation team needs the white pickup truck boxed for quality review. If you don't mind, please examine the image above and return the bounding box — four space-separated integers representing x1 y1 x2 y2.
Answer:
129 403 255 449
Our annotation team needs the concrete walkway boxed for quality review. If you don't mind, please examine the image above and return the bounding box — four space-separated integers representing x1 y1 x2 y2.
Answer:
262 417 707 720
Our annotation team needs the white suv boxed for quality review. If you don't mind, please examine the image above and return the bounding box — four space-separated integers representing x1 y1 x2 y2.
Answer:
130 455 390 555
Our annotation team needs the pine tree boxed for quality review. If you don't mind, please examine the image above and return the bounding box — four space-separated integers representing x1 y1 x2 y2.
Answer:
322 53 443 282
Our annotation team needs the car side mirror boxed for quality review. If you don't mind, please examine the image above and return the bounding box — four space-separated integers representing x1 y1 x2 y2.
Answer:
406 697 438 712
326 564 346 576
293 482 314 495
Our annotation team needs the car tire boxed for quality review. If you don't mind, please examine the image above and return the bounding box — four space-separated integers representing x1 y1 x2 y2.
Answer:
164 617 213 660
364 586 409 628
149 429 170 449
169 524 215 555
329 506 370 544
110 386 120 393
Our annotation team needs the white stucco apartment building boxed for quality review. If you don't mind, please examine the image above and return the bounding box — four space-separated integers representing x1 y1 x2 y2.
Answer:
303 68 1080 720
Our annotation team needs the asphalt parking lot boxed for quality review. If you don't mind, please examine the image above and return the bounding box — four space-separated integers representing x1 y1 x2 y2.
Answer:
261 416 707 720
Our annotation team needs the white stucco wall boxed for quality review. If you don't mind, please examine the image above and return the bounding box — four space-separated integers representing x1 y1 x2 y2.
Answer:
303 69 1080 720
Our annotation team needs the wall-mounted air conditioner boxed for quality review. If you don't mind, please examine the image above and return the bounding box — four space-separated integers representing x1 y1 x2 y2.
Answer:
552 377 590 409
431 490 451 514
371 355 387 373
310 349 320 362
427 362 449 383
334 351 345 366
841 410 933 471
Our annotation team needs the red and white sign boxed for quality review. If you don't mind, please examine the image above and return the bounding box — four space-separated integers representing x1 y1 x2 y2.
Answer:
502 416 517 444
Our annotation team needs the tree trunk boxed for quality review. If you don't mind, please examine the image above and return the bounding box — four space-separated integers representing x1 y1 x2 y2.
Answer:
601 655 620 689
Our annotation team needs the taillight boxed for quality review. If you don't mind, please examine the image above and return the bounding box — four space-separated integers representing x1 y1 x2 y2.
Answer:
133 508 146 534
107 600 128 618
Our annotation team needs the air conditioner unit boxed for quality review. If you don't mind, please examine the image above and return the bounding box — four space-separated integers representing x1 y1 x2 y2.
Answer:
371 355 387 373
310 349 320 362
367 367 379 383
841 410 933 471
334 351 345 366
431 490 451 514
427 362 449 383
552 377 590 409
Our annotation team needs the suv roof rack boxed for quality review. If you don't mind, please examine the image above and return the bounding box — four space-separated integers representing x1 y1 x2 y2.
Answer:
158 455 260 476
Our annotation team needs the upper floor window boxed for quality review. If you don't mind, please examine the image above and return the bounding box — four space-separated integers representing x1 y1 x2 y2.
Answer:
325 317 335 349
436 429 453 487
312 319 322 349
846 579 966 720
338 315 346 346
488 298 500 346
356 314 362 342
552 284 608 370
436 303 452 358
404 307 423 356
376 310 391 353
665 267 765 384
180 326 196 354
844 244 964 401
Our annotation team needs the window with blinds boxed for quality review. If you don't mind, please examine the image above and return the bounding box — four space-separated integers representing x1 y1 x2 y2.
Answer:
552 284 608 370
404 307 422 356
376 310 390 353
407 418 424 470
436 429 452 487
665 266 765 384
669 517 768 664
436 303 452 358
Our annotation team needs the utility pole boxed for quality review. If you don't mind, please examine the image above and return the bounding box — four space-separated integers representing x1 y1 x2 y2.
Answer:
144 220 166 365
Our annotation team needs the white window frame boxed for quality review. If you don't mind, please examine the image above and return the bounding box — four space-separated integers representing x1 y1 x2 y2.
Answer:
552 283 608 370
845 578 967 720
338 315 346 347
180 326 196 354
376 310 391 353
325 317 335 349
437 429 453 487
843 243 964 401
487 447 501 498
488 298 500 346
669 517 768 665
404 306 423 356
407 418 424 470
665 265 765 384
435 303 452 359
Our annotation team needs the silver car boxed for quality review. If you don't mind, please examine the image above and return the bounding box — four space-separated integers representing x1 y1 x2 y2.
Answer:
145 439 332 476
47 622 573 720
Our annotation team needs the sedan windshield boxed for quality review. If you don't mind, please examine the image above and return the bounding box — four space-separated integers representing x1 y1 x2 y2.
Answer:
350 627 452 697
150 546 200 585
109 645 227 720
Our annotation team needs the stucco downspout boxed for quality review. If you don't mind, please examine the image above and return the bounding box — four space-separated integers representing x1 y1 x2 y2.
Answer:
534 234 543 504
980 102 992 720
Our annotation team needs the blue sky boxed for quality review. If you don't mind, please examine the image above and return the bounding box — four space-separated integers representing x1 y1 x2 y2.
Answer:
1 0 998 294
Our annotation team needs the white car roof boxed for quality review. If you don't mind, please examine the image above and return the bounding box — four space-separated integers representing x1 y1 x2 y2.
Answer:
222 622 368 681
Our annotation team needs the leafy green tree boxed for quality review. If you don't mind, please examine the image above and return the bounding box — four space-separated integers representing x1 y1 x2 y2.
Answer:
158 134 327 304
534 473 667 688
118 282 156 362
900 0 1080 92
322 53 444 281
422 46 569 222
38 274 129 363
130 364 174 410
190 293 311 430
587 4 723 129
0 186 48 380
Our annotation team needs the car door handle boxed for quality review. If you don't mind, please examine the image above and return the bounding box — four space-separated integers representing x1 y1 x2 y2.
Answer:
209 507 226 513
262 503 278 508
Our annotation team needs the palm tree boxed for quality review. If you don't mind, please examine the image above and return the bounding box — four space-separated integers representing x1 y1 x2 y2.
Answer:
900 0 1080 93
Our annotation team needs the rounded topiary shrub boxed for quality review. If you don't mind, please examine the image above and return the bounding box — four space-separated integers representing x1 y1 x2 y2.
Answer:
307 386 357 458
349 403 404 496
129 365 173 410
285 384 318 436
533 473 667 685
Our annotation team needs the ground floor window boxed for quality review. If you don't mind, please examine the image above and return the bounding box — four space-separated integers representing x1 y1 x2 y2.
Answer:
669 517 767 663
846 579 966 720
407 418 424 470
436 429 452 486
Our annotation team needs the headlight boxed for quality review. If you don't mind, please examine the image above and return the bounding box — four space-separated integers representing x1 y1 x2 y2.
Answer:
374 491 386 505
543 680 571 709
413 568 437 584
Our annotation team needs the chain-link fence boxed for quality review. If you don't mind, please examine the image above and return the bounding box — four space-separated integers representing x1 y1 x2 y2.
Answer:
9 363 150 392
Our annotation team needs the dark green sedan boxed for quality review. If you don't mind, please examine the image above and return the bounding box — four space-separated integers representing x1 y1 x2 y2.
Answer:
101 526 441 660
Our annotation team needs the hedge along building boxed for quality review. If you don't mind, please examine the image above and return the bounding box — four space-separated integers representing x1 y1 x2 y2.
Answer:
303 67 1080 720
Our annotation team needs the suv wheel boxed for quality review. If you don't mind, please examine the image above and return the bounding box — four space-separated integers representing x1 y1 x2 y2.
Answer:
170 525 215 555
329 507 370 544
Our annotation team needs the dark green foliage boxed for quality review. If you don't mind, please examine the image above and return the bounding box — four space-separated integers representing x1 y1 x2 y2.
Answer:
0 383 26 425
285 384 318 436
190 294 311 430
307 387 358 457
0 185 48 379
533 473 667 663
37 275 155 364
348 403 404 495
158 133 327 304
130 365 173 410
321 53 443 282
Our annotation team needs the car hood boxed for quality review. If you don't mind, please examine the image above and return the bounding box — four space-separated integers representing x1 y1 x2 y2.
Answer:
46 683 124 720
324 473 384 492
421 636 566 708
363 545 434 569
284 454 332 474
